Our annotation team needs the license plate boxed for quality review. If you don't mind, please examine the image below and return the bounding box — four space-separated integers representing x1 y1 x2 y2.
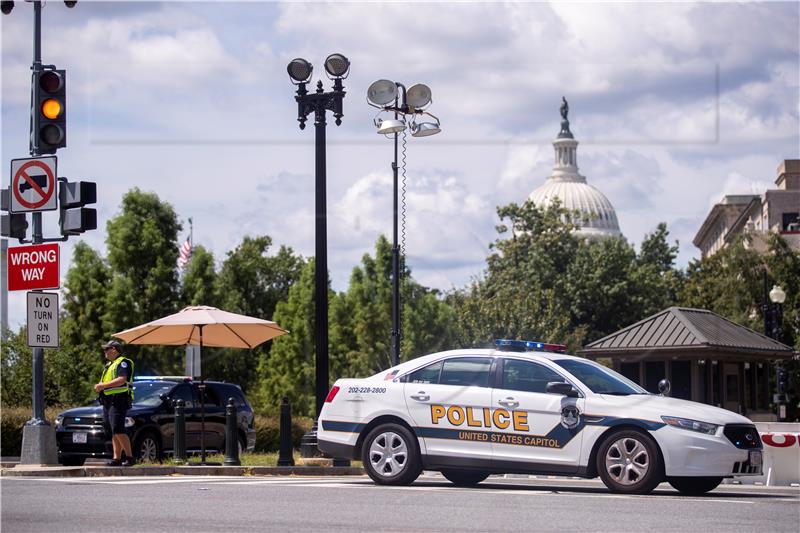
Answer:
72 432 87 444
749 450 762 467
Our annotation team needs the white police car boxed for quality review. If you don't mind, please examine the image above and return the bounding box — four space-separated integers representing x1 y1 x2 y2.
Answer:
318 340 763 495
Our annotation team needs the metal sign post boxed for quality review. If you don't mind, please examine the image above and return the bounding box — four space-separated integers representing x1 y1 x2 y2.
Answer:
19 0 58 466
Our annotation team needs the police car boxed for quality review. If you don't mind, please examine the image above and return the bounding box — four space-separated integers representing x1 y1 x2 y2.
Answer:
318 340 763 495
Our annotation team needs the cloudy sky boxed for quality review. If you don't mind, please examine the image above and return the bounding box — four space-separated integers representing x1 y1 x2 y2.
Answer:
2 1 799 328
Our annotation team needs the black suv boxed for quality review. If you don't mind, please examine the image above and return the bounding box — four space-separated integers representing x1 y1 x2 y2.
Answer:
55 378 256 465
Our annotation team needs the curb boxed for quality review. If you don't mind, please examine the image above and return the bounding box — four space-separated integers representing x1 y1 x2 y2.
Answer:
1 465 365 478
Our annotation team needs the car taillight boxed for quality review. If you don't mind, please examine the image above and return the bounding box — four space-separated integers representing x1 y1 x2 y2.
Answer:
325 386 340 403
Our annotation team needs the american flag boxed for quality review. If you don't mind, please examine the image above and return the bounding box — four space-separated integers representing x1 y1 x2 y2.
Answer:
177 237 192 271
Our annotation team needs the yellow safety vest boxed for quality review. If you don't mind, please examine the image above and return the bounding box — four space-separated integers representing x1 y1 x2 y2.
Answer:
101 356 134 397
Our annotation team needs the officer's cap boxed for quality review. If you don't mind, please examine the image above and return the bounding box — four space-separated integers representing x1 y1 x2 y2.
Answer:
102 340 123 351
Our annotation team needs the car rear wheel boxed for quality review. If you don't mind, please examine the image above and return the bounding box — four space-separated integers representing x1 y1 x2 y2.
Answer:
441 469 490 486
597 429 663 494
134 431 162 463
668 476 723 495
59 456 85 467
361 423 421 486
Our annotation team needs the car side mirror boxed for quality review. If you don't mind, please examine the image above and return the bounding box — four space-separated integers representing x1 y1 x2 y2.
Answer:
546 381 579 397
658 379 671 397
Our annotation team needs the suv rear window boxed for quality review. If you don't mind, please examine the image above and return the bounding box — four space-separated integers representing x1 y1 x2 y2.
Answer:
208 383 249 408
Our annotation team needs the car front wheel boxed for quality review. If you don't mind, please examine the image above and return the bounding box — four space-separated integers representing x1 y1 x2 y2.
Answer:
597 429 663 494
668 476 723 495
361 423 421 486
441 469 490 486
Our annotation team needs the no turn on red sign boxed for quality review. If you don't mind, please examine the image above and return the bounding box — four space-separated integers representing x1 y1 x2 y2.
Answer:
7 243 60 291
10 156 57 213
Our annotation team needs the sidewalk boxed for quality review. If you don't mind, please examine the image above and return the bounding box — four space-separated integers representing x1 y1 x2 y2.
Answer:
1 463 365 478
0 456 364 478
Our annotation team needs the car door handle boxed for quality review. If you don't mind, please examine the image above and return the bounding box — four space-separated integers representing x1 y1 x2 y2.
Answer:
498 398 519 408
410 392 430 402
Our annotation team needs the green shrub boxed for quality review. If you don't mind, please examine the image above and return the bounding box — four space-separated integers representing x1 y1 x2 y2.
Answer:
253 414 312 452
1 406 314 456
0 406 69 457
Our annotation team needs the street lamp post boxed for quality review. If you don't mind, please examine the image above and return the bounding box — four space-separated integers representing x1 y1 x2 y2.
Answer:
762 271 787 421
366 80 441 367
287 54 349 458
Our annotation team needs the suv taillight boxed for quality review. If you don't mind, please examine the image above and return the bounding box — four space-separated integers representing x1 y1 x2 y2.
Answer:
325 386 340 403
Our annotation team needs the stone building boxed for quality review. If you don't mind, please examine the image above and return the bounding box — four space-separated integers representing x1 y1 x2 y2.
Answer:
528 98 622 240
694 159 800 258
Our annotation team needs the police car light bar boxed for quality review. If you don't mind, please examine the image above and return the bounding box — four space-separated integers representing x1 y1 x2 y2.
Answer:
133 376 192 381
494 339 567 353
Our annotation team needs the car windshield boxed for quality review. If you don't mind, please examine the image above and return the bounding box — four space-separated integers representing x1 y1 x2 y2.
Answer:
131 382 175 406
553 359 647 395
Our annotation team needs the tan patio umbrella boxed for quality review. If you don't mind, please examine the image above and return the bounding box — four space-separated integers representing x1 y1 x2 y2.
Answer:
114 305 287 348
114 305 288 463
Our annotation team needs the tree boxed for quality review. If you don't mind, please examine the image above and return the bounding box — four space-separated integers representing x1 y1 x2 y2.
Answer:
679 235 763 330
633 223 684 318
333 235 458 377
103 188 183 375
1 328 60 407
209 236 305 393
449 202 683 351
180 245 219 307
253 260 318 415
449 201 585 351
57 242 112 404
216 236 303 319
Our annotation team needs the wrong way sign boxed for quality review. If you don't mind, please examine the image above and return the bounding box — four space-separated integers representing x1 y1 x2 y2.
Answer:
7 243 59 291
10 156 57 213
27 292 59 348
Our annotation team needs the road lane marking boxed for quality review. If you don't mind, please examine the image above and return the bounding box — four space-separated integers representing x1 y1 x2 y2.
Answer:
2 475 798 504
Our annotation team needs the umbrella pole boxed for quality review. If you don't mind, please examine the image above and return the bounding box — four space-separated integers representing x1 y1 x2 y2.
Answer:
199 324 206 464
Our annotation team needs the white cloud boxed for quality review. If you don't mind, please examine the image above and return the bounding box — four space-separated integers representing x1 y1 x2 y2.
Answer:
1 1 798 330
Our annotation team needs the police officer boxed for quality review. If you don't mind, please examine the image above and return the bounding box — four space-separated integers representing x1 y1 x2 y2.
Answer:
94 340 135 466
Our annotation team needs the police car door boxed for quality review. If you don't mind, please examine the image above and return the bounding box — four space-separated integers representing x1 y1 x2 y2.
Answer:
491 357 585 471
404 357 494 466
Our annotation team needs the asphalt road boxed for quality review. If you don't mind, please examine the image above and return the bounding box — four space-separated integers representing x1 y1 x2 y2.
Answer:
2 474 798 533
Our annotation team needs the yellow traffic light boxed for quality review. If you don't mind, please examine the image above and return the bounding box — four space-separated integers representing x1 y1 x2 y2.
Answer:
41 98 62 120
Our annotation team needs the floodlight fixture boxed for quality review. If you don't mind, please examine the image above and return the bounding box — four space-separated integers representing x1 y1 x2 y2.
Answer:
406 83 432 109
411 113 442 137
367 79 398 107
376 117 406 135
287 58 313 84
324 53 350 79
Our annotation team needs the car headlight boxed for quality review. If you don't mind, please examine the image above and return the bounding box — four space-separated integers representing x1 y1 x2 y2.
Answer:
124 417 135 428
55 416 63 428
661 416 719 435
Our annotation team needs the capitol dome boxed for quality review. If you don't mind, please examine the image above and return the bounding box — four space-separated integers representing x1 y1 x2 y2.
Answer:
528 98 622 239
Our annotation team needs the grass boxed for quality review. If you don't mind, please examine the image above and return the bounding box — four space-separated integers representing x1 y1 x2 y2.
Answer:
134 452 362 468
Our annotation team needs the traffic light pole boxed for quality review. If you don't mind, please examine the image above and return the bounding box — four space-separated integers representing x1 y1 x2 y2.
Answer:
20 0 58 465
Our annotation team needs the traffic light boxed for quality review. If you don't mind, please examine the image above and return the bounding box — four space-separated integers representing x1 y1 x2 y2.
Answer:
1 187 28 239
59 180 96 235
32 68 66 154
